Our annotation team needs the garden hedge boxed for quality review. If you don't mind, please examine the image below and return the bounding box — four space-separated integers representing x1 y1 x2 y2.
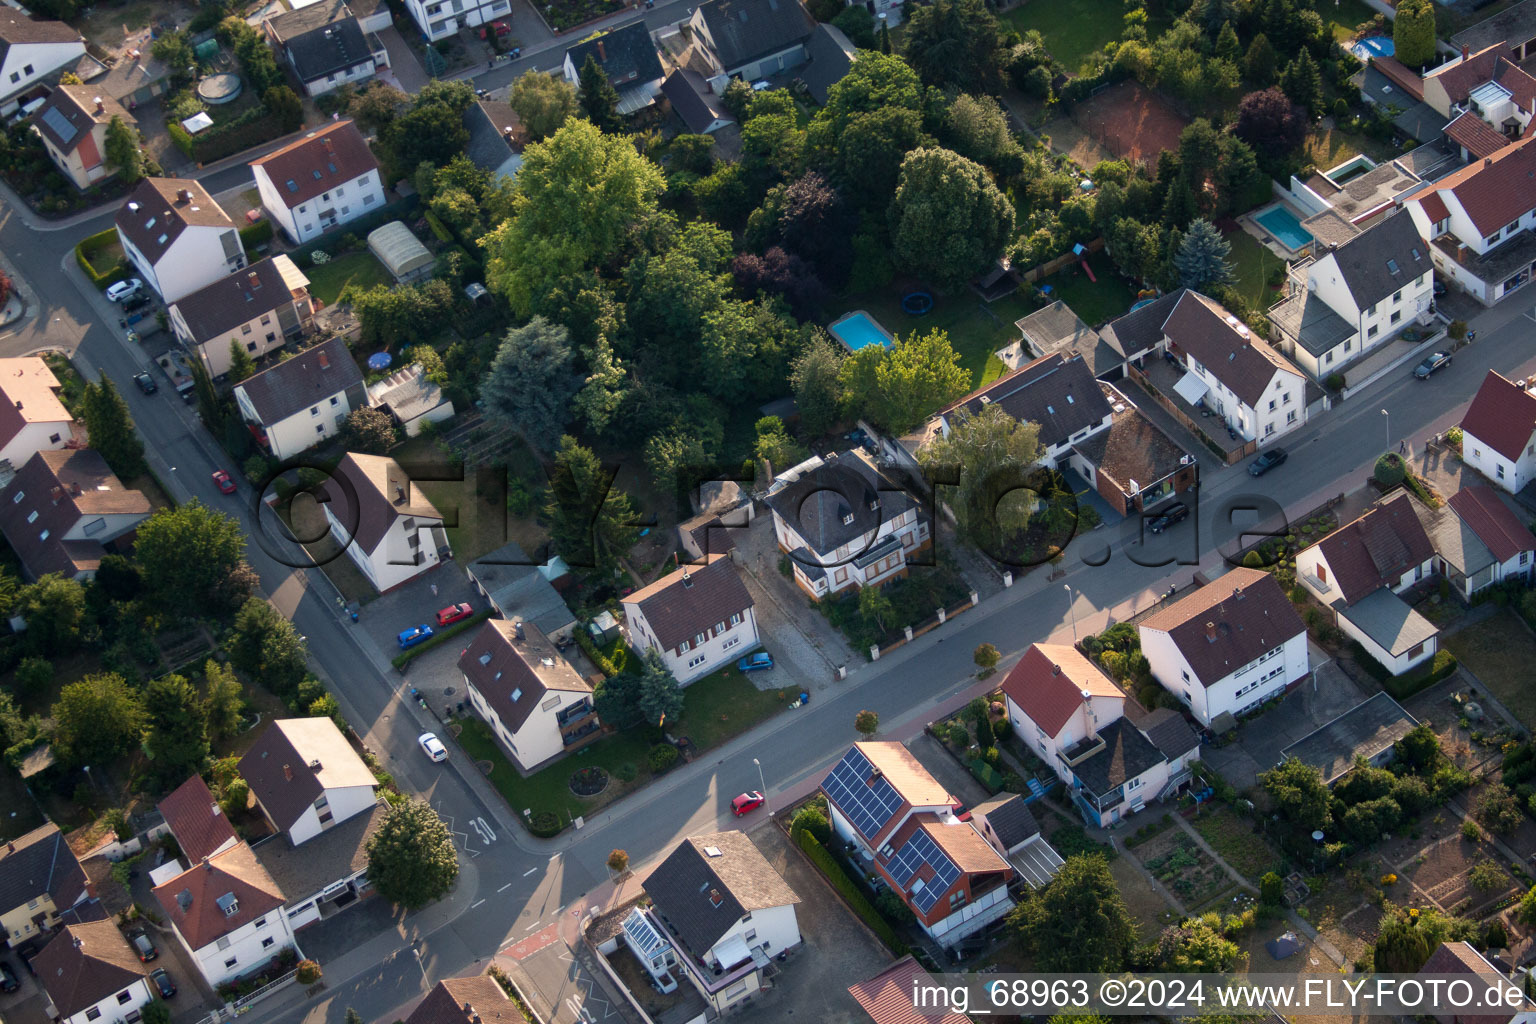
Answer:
239 219 273 250
390 610 493 669
793 829 909 956
75 228 130 290
969 758 1004 793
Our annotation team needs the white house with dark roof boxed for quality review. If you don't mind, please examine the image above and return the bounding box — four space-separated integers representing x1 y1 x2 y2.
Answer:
0 356 73 471
563 21 665 115
33 920 152 1024
763 449 928 600
250 121 383 244
0 822 91 949
31 85 134 190
458 618 598 771
1447 484 1536 586
0 449 151 582
1138 567 1309 726
1459 369 1536 493
688 0 817 88
402 0 510 41
115 178 245 303
320 452 447 592
366 362 454 437
622 554 758 684
820 742 1014 947
250 799 385 933
661 70 735 135
1281 692 1419 786
232 337 363 461
151 842 294 987
263 0 387 98
0 10 85 117
1268 213 1435 379
238 717 378 846
171 256 315 379
639 831 800 1013
999 643 1126 776
938 351 1114 467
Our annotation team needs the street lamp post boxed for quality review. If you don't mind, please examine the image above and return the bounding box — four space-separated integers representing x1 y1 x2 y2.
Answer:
1063 583 1078 642
1381 408 1390 452
412 945 428 987
754 758 769 816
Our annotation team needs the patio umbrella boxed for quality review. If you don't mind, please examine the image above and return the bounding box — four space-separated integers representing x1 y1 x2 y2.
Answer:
367 352 393 371
1266 932 1301 960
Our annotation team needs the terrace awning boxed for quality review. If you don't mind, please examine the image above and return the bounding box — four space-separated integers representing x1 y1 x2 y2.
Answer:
1173 370 1209 406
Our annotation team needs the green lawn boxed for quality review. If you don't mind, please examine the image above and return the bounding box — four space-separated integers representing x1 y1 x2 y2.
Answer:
1038 250 1135 328
1224 229 1287 314
1000 0 1171 73
1191 806 1282 881
1322 0 1381 41
304 251 392 305
1304 125 1403 170
677 665 790 751
837 289 1036 392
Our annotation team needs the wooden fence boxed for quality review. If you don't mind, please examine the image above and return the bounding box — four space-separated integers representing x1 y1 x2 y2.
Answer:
1020 238 1106 284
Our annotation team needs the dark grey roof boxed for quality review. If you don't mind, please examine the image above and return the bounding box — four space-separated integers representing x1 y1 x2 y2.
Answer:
799 22 854 103
1359 68 1444 143
171 258 292 343
1279 692 1418 785
1139 708 1199 761
643 831 799 959
463 99 523 175
1452 0 1536 54
283 17 372 83
1099 289 1185 360
250 800 386 901
564 21 663 89
1327 213 1430 309
1334 588 1439 658
973 794 1038 851
0 823 88 917
234 336 364 425
661 69 733 134
762 451 918 557
696 0 816 71
1068 719 1166 799
1268 288 1356 357
943 351 1113 451
467 541 577 637
266 0 352 43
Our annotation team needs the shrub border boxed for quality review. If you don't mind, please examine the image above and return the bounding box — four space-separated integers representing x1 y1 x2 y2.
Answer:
75 227 130 290
391 610 493 669
792 829 909 956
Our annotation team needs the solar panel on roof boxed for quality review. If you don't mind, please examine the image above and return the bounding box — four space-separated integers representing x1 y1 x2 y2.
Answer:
823 746 903 839
40 107 77 145
886 829 959 913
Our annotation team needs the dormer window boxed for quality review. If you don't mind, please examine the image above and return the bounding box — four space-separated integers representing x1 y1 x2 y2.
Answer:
511 688 522 702
312 170 323 180
285 179 298 192
217 893 239 917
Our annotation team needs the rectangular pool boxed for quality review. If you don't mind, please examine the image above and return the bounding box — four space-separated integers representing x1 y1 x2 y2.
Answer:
829 310 894 352
1254 205 1314 253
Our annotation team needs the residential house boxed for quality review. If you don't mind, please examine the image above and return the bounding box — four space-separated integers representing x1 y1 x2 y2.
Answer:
1447 484 1536 586
999 644 1200 824
640 831 800 1013
366 363 454 437
264 0 388 98
1138 567 1310 726
465 541 576 641
1268 213 1436 379
1404 134 1536 304
688 0 817 87
406 975 516 1024
1158 291 1309 443
250 121 384 244
1280 692 1419 786
562 22 665 115
821 742 1014 947
170 256 315 378
622 554 758 684
968 794 1064 889
462 99 525 181
31 86 134 190
1419 941 1536 1024
677 480 753 561
402 0 511 41
0 356 74 472
319 452 448 592
114 178 245 303
157 775 238 865
797 22 855 104
0 450 151 582
661 70 734 135
938 351 1114 467
1420 44 1527 123
70 29 169 110
763 449 929 600
251 800 385 933
1008 300 1133 381
33 920 152 1024
0 823 90 948
0 11 85 117
1065 391 1198 514
1452 0 1536 62
232 337 364 461
458 618 599 772
239 717 379 846
848 956 974 1024
1097 290 1182 375
1459 369 1536 493
1295 494 1440 674
151 843 293 987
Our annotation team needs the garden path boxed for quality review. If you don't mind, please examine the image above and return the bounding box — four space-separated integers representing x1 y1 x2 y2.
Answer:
1171 814 1257 896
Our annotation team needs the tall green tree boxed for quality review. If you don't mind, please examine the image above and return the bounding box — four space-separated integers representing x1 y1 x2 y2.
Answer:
228 597 309 699
508 70 577 140
573 334 629 436
134 500 250 613
789 332 845 438
1394 0 1437 70
81 376 146 479
942 94 1023 176
339 406 399 454
1260 756 1332 831
919 404 1043 546
202 658 245 741
545 435 638 572
52 672 145 766
1280 51 1323 118
1173 219 1233 290
1244 33 1277 86
365 799 459 910
481 317 579 451
889 147 1015 291
377 79 473 179
868 328 971 433
577 53 621 133
1214 21 1241 63
227 339 256 383
143 673 210 785
103 116 143 183
15 574 85 655
1008 854 1137 971
902 0 1002 93
637 649 683 726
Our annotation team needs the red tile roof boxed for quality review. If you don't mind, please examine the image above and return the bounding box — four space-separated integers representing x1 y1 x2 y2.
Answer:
1449 484 1536 563
1372 56 1425 99
1425 43 1508 104
406 975 518 1024
1495 56 1536 110
157 775 237 864
999 642 1123 737
151 843 286 950
249 120 378 211
1461 369 1536 462
1418 133 1536 237
1444 110 1512 159
1139 568 1306 687
848 956 973 1024
1309 494 1437 606
857 741 952 808
1415 189 1449 224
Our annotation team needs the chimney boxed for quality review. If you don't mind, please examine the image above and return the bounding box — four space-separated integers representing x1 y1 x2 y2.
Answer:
6 841 13 854
1205 621 1217 643
248 271 261 288
69 482 82 497
1051 663 1060 675
318 351 330 369
50 485 63 504
93 96 103 114
682 570 692 588
12 400 19 410
283 763 293 781
394 484 406 504
1233 585 1245 600
1463 43 1470 61
597 39 607 63
73 936 83 950
201 855 211 870
177 188 192 203
323 136 333 152
708 888 723 907
308 759 322 771
513 619 525 640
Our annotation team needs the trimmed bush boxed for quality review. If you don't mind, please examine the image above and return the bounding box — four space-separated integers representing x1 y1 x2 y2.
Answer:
1324 372 1345 392
648 743 679 774
793 829 908 955
790 805 832 845
167 122 194 159
75 228 130 290
969 758 1004 793
239 219 273 250
1373 453 1406 488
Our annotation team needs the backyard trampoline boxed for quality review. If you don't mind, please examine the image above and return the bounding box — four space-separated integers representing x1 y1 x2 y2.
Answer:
902 291 933 315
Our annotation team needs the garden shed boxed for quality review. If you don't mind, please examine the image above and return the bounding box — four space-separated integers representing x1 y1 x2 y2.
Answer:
366 221 433 284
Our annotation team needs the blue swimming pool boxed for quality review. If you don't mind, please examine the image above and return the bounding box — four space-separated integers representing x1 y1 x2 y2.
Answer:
1350 35 1395 60
829 310 894 351
1254 205 1314 252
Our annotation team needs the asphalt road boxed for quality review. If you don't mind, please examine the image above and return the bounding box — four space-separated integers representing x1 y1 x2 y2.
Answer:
6 160 1536 1021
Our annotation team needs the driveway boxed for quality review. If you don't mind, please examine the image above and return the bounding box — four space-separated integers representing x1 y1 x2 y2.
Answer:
378 26 431 93
733 516 855 689
357 562 482 668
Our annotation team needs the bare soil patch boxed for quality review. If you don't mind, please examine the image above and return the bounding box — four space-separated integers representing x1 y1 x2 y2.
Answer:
1069 80 1190 165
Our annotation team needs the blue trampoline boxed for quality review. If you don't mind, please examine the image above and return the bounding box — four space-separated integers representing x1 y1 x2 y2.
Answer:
902 291 933 315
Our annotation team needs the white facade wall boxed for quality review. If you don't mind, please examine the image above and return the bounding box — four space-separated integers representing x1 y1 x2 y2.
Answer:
1295 546 1434 604
464 678 591 770
253 165 384 245
181 910 297 987
253 393 354 462
56 977 153 1024
297 57 377 98
325 506 442 593
1407 194 1535 304
623 602 759 685
1334 610 1437 674
1004 692 1124 784
283 898 321 931
117 225 243 304
0 40 87 111
778 507 927 599
285 783 378 846
704 903 800 963
0 420 71 470
1462 427 1536 493
403 0 511 40
1139 628 1307 726
921 883 1013 947
1181 354 1304 444
173 306 288 378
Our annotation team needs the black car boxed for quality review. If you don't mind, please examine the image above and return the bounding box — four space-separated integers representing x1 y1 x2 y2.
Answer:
0 960 18 993
1414 352 1452 379
121 292 151 313
132 372 157 395
1248 448 1288 477
1146 501 1190 534
149 967 175 999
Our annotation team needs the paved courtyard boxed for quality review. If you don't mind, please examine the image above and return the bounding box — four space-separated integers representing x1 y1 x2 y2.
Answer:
734 516 856 690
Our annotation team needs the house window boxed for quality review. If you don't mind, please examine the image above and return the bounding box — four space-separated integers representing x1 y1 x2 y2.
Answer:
316 425 326 435
216 936 231 951
225 957 239 969
715 621 726 633
1409 643 1425 658
1282 392 1291 405
86 1010 101 1022
745 929 757 942
1366 325 1378 338
1523 552 1530 565
255 917 266 929
407 532 420 547
363 193 375 206
7 73 17 84
1126 777 1140 791
679 640 690 653
695 632 706 646
834 567 848 584
1390 310 1401 324
1268 399 1276 411
729 612 741 626
1392 289 1402 304
242 324 253 334
1325 351 1334 365
949 890 968 909
262 936 275 948
310 406 320 415
118 991 133 1005
1264 423 1275 436
25 511 36 523
1287 410 1297 424
1498 465 1507 480
330 396 340 406
260 314 271 325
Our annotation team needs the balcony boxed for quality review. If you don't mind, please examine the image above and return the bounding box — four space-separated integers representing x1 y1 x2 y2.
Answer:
562 720 600 747
1057 734 1106 769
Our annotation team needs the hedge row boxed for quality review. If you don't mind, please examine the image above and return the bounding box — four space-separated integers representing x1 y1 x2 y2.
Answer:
75 227 130 290
1350 640 1459 699
391 610 494 670
239 219 274 251
793 829 909 956
189 109 286 165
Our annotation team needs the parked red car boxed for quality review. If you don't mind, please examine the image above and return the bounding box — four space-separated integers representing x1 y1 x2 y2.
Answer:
732 791 765 816
436 602 473 626
479 19 511 38
211 470 236 494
